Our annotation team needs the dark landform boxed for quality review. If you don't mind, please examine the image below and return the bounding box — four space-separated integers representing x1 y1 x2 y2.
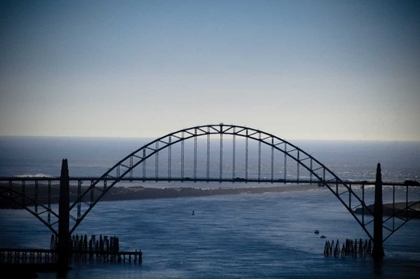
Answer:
0 184 321 209
2 183 419 219
353 202 420 218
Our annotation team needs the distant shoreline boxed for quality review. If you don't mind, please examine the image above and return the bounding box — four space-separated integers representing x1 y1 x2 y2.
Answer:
2 184 419 219
353 201 420 218
1 184 322 209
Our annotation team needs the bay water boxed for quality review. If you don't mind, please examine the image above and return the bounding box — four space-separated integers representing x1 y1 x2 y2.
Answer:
0 137 419 278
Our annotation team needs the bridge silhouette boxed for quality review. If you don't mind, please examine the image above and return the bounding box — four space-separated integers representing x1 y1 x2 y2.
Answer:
1 124 419 262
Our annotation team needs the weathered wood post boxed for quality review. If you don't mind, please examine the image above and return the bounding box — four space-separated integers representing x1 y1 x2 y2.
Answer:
58 159 70 268
372 163 385 260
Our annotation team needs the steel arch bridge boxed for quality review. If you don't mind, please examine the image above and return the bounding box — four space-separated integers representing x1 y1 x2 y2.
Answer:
1 124 419 243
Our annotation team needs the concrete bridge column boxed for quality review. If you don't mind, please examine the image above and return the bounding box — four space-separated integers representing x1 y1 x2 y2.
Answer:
58 159 70 268
372 163 385 260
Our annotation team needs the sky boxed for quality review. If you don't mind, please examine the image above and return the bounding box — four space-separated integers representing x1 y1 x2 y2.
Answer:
0 0 419 141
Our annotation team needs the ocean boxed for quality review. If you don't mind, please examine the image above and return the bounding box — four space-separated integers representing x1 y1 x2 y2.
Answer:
0 136 420 278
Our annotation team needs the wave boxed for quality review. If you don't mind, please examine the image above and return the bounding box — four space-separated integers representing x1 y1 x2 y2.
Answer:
14 173 53 178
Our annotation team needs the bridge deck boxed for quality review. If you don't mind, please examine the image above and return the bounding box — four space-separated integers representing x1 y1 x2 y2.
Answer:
0 177 412 186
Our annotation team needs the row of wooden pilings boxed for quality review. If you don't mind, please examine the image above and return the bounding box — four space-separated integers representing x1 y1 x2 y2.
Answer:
51 234 121 254
0 249 57 264
1 233 140 265
67 250 142 263
324 238 372 258
0 249 142 264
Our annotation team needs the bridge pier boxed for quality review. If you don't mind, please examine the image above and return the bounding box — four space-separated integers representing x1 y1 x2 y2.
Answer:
57 159 70 269
372 163 384 260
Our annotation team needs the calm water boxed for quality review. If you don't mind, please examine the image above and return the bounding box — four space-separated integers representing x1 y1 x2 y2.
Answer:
0 137 420 278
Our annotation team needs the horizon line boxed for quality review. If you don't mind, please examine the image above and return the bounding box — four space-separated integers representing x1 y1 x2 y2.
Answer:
0 134 419 143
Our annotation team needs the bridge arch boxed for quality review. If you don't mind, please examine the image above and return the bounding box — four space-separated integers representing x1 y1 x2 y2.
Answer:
70 124 373 237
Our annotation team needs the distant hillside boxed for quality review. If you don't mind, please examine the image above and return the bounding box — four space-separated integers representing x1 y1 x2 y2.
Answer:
0 184 321 209
353 202 420 219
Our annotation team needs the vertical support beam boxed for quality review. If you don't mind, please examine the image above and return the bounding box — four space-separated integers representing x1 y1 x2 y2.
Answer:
194 129 197 180
362 183 365 226
90 180 94 206
168 136 172 180
392 185 395 230
58 159 70 269
296 150 299 183
258 133 261 182
35 180 39 214
271 137 274 182
372 163 384 260
181 132 185 180
349 184 351 209
47 180 51 224
232 132 236 180
142 149 146 181
130 155 133 181
245 134 249 181
77 180 82 219
309 159 313 184
284 144 287 183
155 141 159 180
207 131 210 181
219 133 223 182
406 185 409 220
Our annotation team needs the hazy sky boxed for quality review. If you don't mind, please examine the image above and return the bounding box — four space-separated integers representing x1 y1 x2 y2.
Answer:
1 0 419 141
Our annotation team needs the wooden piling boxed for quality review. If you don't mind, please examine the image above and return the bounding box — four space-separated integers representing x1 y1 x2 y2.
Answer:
324 238 372 259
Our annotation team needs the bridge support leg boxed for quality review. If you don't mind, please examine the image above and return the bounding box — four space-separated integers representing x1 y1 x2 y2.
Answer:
58 159 70 269
372 163 384 260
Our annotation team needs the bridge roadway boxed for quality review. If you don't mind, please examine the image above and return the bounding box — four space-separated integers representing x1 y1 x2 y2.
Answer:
0 176 411 186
